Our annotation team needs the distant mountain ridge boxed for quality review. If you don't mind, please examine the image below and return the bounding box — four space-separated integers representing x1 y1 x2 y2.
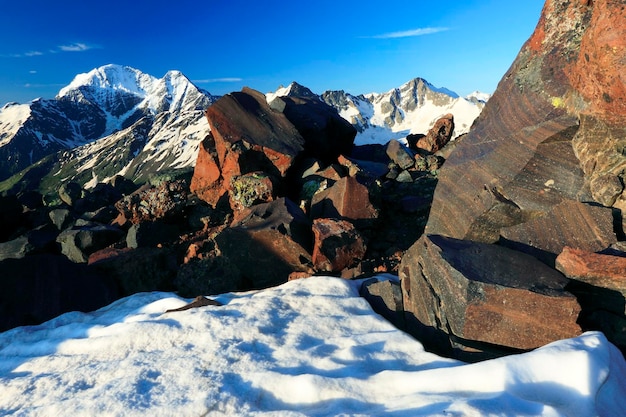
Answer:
0 64 487 196
269 79 487 146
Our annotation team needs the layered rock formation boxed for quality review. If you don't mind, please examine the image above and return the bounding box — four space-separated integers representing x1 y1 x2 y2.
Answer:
401 0 626 358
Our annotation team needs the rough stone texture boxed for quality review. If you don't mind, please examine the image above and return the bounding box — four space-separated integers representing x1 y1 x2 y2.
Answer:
359 277 405 330
115 180 189 224
425 0 626 242
400 234 582 359
272 95 356 163
556 246 626 353
414 113 455 153
385 139 415 170
233 198 312 250
312 218 367 272
556 246 626 293
165 296 223 313
58 181 83 207
310 176 379 226
88 247 178 295
191 88 304 206
174 256 242 298
57 225 125 263
213 198 313 289
49 208 74 231
126 221 180 249
499 200 617 265
229 171 276 212
0 236 34 261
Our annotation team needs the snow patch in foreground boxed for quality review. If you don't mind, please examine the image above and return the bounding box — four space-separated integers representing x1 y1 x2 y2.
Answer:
0 276 624 416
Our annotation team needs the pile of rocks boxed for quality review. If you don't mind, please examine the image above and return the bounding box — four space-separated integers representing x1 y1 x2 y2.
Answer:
0 87 448 333
398 0 626 360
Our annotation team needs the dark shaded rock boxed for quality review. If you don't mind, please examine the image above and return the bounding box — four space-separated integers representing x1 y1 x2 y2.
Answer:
400 234 582 361
233 197 312 251
16 190 43 210
49 208 74 230
115 179 189 224
312 218 367 273
57 225 125 263
349 143 391 164
0 236 33 261
110 175 138 195
385 139 414 170
499 200 617 266
174 256 242 298
413 113 454 153
405 133 426 152
165 296 223 313
556 247 626 354
88 247 177 296
271 95 356 163
0 194 24 242
215 221 312 290
126 221 180 249
359 277 405 330
58 181 83 207
0 254 119 332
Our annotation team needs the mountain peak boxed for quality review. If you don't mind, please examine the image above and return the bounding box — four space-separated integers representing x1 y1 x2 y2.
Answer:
57 64 155 98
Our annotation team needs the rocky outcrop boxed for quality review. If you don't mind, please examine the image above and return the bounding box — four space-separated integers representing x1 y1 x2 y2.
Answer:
426 0 626 243
190 87 307 207
409 113 455 154
400 234 582 361
404 0 626 358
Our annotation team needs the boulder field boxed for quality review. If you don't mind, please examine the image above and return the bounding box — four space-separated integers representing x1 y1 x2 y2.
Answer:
0 0 625 362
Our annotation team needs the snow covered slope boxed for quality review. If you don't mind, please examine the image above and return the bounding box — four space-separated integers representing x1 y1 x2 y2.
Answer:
0 276 624 416
272 79 488 146
0 64 217 183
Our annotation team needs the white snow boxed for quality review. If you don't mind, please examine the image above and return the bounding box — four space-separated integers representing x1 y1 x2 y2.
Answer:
0 103 31 147
0 275 624 417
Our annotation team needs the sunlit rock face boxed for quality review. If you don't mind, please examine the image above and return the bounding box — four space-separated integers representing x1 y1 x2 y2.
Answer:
426 0 626 243
401 0 626 359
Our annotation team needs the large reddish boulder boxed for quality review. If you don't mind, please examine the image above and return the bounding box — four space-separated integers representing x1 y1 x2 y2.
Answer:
555 246 626 352
312 218 367 273
412 113 455 154
310 176 379 226
400 234 582 360
190 88 304 207
426 0 626 242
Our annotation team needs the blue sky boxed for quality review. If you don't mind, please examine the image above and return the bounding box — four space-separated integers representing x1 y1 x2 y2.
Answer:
0 0 545 105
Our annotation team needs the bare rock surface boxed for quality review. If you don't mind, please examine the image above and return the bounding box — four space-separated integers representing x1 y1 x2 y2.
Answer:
400 234 582 360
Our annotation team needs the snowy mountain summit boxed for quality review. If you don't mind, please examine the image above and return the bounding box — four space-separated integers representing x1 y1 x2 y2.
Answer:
0 64 216 186
270 78 488 146
0 64 486 194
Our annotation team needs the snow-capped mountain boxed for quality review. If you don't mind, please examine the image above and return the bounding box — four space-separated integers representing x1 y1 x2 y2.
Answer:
0 64 217 184
0 65 487 197
271 79 488 146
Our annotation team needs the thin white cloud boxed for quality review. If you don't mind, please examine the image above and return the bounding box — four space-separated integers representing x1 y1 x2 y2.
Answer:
58 43 94 52
1 42 98 58
192 78 243 84
24 83 65 88
29 70 37 74
366 27 449 39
